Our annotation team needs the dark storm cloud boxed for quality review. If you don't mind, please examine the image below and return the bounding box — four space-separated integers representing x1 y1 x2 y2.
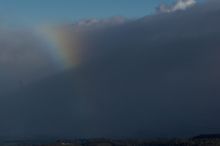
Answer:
0 29 59 93
1 0 220 139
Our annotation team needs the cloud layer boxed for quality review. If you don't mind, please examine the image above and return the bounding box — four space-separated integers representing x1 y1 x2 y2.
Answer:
1 0 220 139
0 29 61 94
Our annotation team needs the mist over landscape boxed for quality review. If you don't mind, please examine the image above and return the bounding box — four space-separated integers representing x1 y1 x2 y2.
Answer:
0 0 220 141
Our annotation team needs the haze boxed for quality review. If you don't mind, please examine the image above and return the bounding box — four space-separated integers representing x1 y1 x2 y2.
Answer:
0 0 219 140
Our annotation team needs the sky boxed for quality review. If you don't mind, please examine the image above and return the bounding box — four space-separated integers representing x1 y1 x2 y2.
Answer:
1 0 220 140
0 0 190 26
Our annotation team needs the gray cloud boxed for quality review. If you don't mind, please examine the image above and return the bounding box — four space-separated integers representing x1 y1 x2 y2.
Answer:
1 0 220 139
74 16 126 28
0 29 60 93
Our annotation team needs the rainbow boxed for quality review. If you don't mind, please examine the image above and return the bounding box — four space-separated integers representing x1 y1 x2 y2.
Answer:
34 25 81 70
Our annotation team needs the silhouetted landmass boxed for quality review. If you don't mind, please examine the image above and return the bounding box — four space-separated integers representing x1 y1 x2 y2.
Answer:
192 134 220 140
2 134 220 146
